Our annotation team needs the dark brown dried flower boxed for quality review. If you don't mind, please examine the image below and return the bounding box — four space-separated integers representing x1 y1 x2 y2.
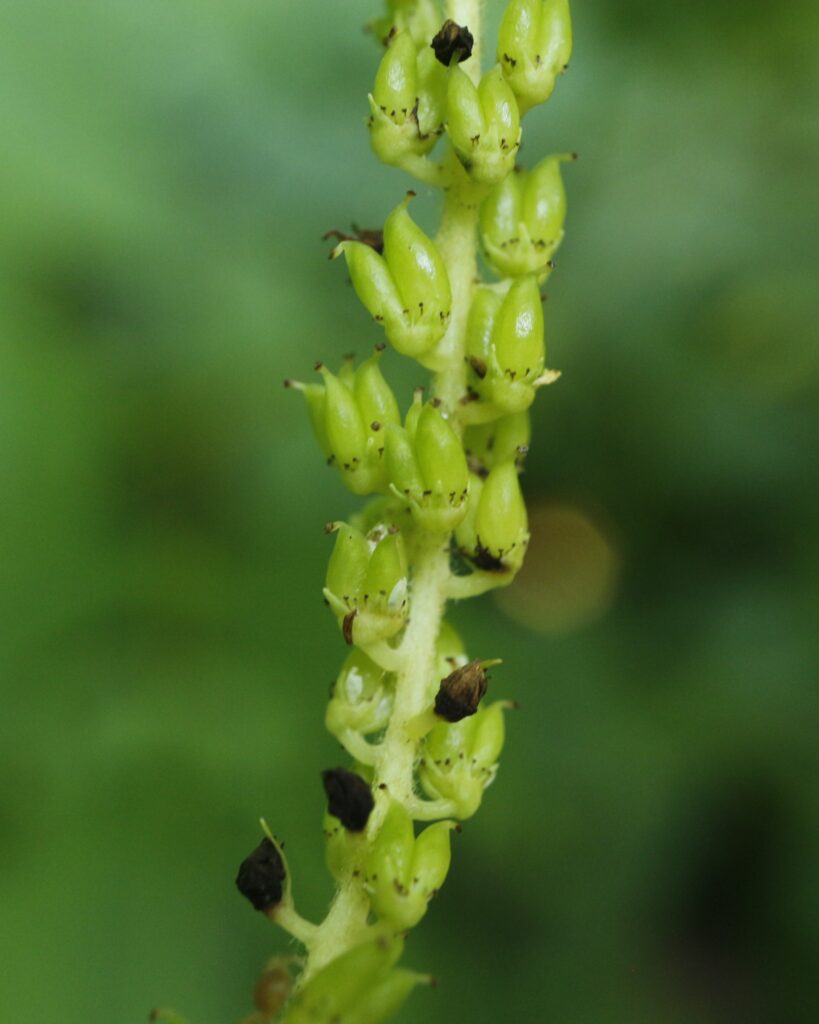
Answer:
322 767 375 832
235 837 286 912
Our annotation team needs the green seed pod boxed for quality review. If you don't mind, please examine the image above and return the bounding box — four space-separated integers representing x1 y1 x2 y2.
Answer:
455 463 529 576
454 471 483 558
446 64 521 185
369 32 447 167
475 462 528 562
321 365 369 470
324 523 409 646
464 411 531 474
480 153 573 280
465 278 545 415
419 701 509 818
343 968 428 1024
354 349 401 435
493 276 544 379
282 935 403 1024
369 0 441 49
365 801 454 929
498 0 573 113
325 523 371 602
367 528 408 596
288 351 398 495
415 403 468 493
385 402 470 533
326 649 394 739
333 196 452 358
297 381 331 458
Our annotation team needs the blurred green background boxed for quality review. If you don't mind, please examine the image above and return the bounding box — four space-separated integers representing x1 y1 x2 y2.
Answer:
1 1 817 1022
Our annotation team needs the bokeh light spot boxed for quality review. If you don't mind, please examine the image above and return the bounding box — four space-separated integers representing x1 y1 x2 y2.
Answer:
495 500 620 634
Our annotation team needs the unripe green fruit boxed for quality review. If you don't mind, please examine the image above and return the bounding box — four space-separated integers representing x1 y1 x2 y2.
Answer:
455 463 529 577
282 935 404 1024
465 277 545 415
464 411 531 473
289 351 399 495
343 968 428 1024
365 801 454 929
476 462 528 559
446 65 521 185
480 153 573 279
369 32 447 166
324 523 409 646
498 0 572 113
419 701 509 819
326 649 394 740
334 196 452 358
385 401 470 532
368 0 441 49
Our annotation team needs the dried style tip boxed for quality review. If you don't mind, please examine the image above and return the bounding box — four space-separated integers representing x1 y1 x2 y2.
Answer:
322 226 385 254
431 20 474 66
434 659 490 721
235 837 286 912
322 767 375 832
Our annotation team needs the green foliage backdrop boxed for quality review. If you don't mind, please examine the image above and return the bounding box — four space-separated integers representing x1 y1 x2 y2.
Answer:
1 1 817 1022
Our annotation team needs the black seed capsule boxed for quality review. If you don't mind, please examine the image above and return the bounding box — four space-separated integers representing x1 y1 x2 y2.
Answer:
321 767 375 832
235 837 286 912
431 20 474 66
434 659 489 722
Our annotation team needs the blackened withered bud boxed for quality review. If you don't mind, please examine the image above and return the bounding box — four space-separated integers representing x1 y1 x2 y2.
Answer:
434 659 494 722
431 20 474 66
235 837 286 912
322 767 375 832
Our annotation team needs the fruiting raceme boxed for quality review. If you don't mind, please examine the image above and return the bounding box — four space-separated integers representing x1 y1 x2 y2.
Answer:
446 64 521 185
498 0 573 112
365 801 454 929
479 152 574 280
369 31 447 167
465 277 546 416
288 350 400 495
333 195 451 358
385 397 470 532
324 522 408 646
231 1 578 1018
419 701 509 819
